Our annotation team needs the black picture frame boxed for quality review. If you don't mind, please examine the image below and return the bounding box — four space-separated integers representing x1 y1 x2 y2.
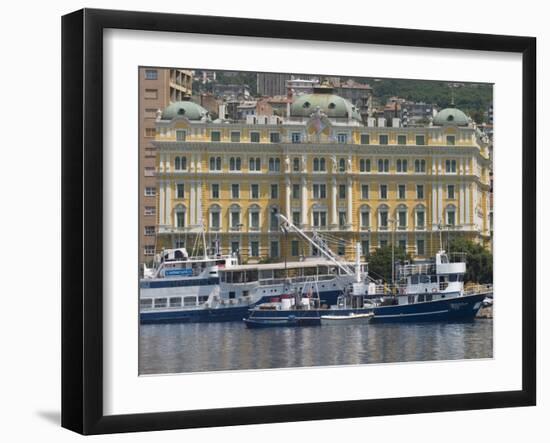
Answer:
61 8 536 435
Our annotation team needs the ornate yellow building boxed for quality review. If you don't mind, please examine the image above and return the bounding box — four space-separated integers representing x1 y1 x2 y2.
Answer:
150 85 491 263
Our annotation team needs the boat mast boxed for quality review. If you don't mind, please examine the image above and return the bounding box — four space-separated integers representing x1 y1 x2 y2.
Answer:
201 219 208 259
438 219 443 252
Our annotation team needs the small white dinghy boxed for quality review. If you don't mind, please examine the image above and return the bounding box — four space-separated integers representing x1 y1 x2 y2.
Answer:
320 312 374 325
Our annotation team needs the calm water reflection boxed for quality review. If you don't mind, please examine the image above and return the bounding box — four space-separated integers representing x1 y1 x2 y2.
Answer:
139 320 493 375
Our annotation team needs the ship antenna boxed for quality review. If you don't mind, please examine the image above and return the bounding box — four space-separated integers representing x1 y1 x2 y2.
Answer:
438 219 443 252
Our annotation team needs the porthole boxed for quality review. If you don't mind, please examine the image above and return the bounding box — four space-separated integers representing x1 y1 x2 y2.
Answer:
328 102 336 109
303 101 311 108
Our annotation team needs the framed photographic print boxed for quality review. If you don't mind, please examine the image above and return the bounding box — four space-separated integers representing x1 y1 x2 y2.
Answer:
61 8 536 435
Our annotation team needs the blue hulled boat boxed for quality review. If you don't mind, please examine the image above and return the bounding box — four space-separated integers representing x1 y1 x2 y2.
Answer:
244 248 492 325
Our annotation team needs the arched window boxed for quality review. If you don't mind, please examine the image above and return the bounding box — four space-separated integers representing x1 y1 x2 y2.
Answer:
415 204 426 229
320 158 326 171
396 159 407 173
339 158 346 172
249 157 260 171
181 156 187 170
414 159 426 173
209 204 221 230
313 158 320 171
378 159 389 173
230 157 241 171
268 157 280 172
359 205 371 229
396 204 408 230
360 159 371 172
378 204 389 231
249 204 261 230
174 156 181 170
293 157 300 172
210 156 222 171
229 204 241 229
270 206 280 231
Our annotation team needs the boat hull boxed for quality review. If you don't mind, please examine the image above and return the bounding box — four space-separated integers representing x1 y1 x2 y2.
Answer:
140 305 249 324
244 316 321 328
246 293 488 324
320 313 374 325
140 290 342 324
370 292 487 323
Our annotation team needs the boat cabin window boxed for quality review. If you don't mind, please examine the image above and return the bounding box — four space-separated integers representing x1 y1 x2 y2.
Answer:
430 275 438 283
140 299 153 309
169 297 182 307
198 295 209 303
411 275 419 284
183 297 196 306
228 291 236 299
224 270 258 283
304 267 316 276
154 298 167 308
318 266 328 275
259 270 273 280
174 250 185 260
425 294 433 302
449 274 458 282
418 294 425 302
420 275 430 284
274 269 286 279
440 254 449 264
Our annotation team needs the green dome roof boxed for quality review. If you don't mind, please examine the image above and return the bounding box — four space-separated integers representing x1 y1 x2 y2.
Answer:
161 101 210 121
433 107 470 126
290 93 362 121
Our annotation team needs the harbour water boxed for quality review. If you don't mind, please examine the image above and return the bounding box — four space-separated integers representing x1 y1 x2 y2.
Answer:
139 319 493 375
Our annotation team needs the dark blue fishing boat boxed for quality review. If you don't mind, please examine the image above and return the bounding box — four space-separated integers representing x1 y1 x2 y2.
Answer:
243 214 492 325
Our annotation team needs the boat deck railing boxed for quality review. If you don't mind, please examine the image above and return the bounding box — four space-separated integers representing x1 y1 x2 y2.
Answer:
258 274 335 286
368 283 409 296
463 283 493 295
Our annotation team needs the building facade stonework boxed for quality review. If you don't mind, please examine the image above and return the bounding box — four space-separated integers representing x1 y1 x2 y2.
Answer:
149 86 491 264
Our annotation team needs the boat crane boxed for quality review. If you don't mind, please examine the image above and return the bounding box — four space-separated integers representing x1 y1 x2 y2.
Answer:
276 213 372 294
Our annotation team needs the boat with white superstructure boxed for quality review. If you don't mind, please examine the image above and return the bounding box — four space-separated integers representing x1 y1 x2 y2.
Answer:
139 207 371 323
244 213 493 324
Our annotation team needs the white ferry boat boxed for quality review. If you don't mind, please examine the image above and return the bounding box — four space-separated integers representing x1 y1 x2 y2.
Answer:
139 247 239 323
140 253 365 324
